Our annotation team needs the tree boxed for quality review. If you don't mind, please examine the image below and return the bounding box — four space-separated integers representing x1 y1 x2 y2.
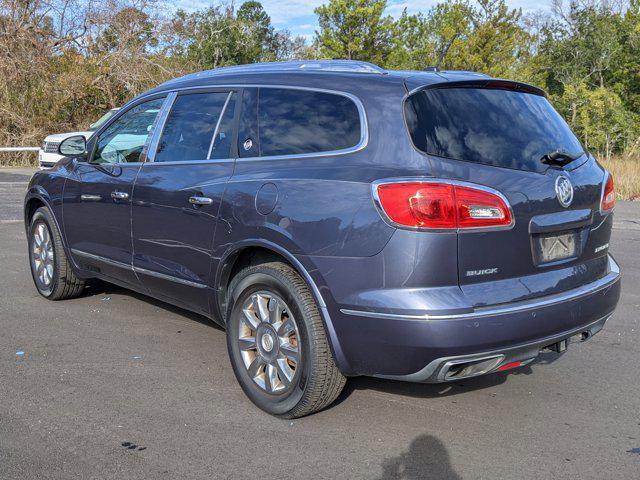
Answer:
531 0 640 155
386 0 529 75
387 3 474 70
95 7 157 54
464 0 530 77
314 0 393 65
169 1 302 70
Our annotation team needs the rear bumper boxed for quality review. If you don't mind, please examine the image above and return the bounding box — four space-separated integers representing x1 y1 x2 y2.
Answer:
378 314 609 382
332 255 621 378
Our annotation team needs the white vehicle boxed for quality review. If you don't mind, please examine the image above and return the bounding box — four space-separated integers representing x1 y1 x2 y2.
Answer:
39 108 120 169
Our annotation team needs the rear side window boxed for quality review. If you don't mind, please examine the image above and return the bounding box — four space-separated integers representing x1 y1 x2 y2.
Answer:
155 91 234 162
257 88 361 157
404 87 584 173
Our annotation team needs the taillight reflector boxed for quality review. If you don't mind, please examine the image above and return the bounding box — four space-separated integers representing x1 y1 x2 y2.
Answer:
601 173 615 212
497 360 522 372
374 181 512 230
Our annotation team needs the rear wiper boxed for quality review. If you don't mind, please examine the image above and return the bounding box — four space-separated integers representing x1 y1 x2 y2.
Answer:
540 149 584 166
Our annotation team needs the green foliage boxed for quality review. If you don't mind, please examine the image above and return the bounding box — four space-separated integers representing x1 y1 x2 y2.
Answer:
531 1 640 155
314 0 393 64
170 1 306 70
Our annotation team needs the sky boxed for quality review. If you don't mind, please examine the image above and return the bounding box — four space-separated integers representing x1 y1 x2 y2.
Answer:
175 0 554 41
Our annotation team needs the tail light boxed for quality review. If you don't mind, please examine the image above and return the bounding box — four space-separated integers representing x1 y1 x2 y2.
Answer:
374 180 513 230
601 172 615 212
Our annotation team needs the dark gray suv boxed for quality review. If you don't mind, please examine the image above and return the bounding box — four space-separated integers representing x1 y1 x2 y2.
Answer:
24 60 621 417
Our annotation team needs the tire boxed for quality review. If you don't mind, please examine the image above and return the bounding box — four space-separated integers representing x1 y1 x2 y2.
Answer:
226 261 345 418
28 207 85 300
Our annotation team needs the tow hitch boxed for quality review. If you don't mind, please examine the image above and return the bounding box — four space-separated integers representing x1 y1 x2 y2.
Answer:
545 338 569 353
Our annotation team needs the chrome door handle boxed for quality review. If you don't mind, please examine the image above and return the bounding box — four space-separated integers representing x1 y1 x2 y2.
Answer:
111 191 129 200
189 196 213 206
80 194 102 202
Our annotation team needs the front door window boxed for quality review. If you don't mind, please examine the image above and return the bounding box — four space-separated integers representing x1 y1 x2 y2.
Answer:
92 98 164 164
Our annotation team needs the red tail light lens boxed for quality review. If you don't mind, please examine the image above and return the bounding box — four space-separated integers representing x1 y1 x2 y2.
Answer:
601 173 615 212
376 182 457 228
375 181 512 230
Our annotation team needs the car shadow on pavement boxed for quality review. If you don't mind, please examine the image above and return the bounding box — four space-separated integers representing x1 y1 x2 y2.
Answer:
377 434 462 480
83 279 224 331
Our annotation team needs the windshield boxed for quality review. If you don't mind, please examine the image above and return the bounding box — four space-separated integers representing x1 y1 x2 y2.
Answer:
404 87 584 173
88 109 118 131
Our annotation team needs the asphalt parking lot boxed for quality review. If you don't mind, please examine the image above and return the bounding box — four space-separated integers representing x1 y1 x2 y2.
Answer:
1 168 639 479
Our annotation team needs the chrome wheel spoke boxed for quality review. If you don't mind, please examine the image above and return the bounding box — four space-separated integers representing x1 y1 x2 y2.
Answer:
280 343 299 364
253 294 269 322
276 358 294 385
241 308 260 329
277 317 295 336
247 355 265 379
268 297 281 325
265 363 278 392
238 336 257 351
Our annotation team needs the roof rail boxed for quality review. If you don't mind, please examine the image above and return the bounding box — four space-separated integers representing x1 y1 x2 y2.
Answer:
216 60 385 75
167 61 386 86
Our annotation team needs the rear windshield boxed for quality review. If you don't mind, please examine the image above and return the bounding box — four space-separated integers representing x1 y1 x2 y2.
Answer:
404 87 584 172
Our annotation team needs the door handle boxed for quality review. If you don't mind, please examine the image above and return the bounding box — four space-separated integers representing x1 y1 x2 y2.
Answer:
111 191 129 200
189 196 213 206
80 194 102 202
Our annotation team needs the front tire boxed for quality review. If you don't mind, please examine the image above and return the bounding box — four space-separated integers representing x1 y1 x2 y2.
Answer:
28 207 85 300
226 261 345 418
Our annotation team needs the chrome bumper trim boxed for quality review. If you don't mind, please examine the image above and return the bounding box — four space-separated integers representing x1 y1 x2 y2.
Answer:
341 255 620 321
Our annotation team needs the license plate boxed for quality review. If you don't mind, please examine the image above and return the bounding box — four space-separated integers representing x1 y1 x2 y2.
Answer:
534 231 579 264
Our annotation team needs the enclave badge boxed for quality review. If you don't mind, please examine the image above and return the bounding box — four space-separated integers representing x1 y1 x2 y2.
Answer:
555 175 574 208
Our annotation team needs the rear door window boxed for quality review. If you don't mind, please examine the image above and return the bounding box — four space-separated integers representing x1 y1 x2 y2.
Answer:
257 88 361 157
155 91 235 162
404 87 584 173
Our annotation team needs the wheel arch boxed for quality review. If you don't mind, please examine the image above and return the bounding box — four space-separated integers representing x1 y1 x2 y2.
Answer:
214 239 352 375
24 189 74 269
24 188 54 234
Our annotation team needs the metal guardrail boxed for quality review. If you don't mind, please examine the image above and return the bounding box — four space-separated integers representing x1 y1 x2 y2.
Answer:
0 147 39 152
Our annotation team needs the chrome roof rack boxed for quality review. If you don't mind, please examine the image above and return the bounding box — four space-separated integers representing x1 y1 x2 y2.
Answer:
170 60 386 85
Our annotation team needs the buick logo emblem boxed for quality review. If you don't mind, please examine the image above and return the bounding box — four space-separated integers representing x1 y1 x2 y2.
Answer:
555 175 573 208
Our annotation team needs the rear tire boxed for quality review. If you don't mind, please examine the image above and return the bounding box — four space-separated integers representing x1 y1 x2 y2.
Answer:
28 207 85 300
226 261 345 418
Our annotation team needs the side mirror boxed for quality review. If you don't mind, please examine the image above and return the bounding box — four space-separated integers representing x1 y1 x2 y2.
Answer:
58 135 87 157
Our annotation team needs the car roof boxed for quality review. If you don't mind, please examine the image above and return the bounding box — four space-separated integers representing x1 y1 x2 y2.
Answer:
142 60 543 99
149 60 482 89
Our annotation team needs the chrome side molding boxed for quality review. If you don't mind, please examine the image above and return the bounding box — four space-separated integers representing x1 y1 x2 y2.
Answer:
71 249 207 289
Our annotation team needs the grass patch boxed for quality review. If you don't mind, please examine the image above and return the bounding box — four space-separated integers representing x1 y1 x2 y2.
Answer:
0 151 38 168
600 155 640 201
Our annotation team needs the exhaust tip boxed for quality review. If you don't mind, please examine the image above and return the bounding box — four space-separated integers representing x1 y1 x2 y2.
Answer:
440 355 504 381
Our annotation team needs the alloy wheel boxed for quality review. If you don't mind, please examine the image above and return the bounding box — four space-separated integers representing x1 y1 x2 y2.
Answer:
237 291 301 394
32 222 54 287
